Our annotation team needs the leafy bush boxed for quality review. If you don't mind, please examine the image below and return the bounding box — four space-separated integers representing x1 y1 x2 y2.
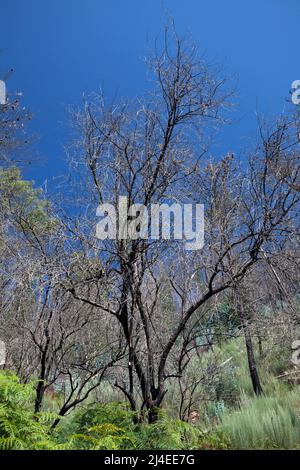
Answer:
0 371 59 449
136 413 201 450
56 402 137 450
198 429 231 450
68 402 136 433
57 403 201 450
67 423 136 450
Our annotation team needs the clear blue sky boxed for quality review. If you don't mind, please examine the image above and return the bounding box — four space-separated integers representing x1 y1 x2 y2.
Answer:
1 0 299 186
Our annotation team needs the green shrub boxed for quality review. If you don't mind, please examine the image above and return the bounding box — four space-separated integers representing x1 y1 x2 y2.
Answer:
0 371 59 449
57 402 137 450
57 403 201 450
136 413 201 450
69 402 136 433
67 423 136 450
198 429 231 450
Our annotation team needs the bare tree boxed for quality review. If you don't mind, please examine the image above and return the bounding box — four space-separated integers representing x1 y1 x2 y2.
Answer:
0 171 126 422
63 25 300 423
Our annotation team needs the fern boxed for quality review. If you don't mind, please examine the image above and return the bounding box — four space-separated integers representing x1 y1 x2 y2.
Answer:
0 371 57 450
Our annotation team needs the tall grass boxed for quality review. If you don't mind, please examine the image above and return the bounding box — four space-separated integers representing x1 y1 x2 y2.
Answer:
221 390 300 449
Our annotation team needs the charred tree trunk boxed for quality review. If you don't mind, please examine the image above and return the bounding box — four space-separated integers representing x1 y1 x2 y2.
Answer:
243 319 264 395
35 381 46 413
34 344 49 413
236 289 263 396
146 387 166 423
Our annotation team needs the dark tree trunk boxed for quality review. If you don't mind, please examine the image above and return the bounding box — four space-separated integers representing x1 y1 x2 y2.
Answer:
236 289 263 396
243 320 264 395
148 406 159 424
34 347 48 413
257 330 263 358
35 380 45 413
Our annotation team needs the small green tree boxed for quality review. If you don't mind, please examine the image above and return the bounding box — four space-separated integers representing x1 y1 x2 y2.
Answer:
0 166 56 236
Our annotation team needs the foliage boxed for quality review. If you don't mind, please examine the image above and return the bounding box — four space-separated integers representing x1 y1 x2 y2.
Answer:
58 402 136 441
0 371 60 449
207 300 241 346
0 166 56 235
136 413 201 450
198 429 232 450
67 423 135 450
56 403 201 450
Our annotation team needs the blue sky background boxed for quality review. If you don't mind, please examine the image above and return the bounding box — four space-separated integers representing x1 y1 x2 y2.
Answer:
0 0 299 187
